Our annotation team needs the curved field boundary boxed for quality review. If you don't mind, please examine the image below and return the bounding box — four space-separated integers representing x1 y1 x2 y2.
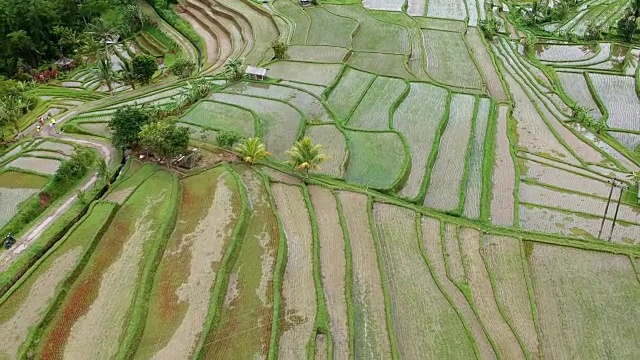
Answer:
422 29 483 91
0 201 116 360
337 192 392 359
347 76 408 130
199 167 279 359
32 170 178 359
419 217 497 358
180 99 257 136
463 97 491 219
215 0 280 65
209 92 303 160
424 94 475 212
393 82 449 202
271 183 317 359
373 203 476 358
306 6 358 48
178 1 221 68
323 5 409 55
326 67 377 121
305 125 348 178
223 81 333 122
490 104 516 227
308 186 349 359
481 235 542 358
588 73 640 133
459 228 527 359
557 71 602 119
272 0 310 44
343 129 409 191
537 43 600 63
466 28 508 102
132 167 242 359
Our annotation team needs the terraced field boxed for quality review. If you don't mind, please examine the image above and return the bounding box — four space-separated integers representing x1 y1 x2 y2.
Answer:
3 0 640 359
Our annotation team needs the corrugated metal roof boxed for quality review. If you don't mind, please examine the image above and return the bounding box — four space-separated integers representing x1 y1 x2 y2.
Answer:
246 65 268 76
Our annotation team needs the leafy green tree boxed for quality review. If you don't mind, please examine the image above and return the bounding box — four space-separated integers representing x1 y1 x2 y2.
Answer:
178 78 214 106
286 136 328 174
96 157 110 187
584 22 605 41
94 55 116 92
628 0 640 17
617 15 637 42
234 137 270 164
118 59 137 89
108 106 151 149
139 119 190 165
0 95 31 134
479 19 501 38
169 57 197 78
216 130 243 148
222 58 245 82
53 26 80 55
271 40 288 59
132 54 157 85
54 148 95 182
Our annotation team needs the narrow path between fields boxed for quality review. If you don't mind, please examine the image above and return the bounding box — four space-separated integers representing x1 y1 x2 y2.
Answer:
0 106 118 272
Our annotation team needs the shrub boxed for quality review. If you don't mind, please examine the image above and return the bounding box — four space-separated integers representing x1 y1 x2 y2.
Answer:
108 106 151 149
132 54 158 85
479 19 502 38
216 130 243 147
169 58 196 78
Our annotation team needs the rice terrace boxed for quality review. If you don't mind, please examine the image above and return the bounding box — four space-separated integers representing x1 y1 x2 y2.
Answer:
2 0 640 358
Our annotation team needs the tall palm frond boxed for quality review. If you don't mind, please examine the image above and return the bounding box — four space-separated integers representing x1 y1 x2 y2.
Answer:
94 56 115 92
118 59 136 89
286 136 329 174
234 137 270 164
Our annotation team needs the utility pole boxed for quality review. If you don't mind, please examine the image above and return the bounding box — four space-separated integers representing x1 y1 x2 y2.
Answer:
608 186 624 242
598 180 616 239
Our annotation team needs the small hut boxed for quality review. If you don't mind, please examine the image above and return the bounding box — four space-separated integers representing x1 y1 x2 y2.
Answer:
299 0 311 6
246 65 268 81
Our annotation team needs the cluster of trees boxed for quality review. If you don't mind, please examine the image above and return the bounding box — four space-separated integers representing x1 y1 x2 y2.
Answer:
108 106 189 165
0 0 146 77
0 80 35 140
93 53 157 92
617 0 640 41
518 0 580 27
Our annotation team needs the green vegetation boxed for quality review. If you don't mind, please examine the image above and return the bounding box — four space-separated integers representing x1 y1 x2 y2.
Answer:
286 136 329 174
132 54 158 85
2 2 640 359
0 0 145 76
234 137 270 164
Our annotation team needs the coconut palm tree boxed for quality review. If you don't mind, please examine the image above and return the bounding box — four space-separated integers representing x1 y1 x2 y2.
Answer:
118 59 137 89
94 56 116 93
286 136 329 175
234 137 270 164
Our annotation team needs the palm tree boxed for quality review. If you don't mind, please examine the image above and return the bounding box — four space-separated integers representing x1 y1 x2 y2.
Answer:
94 56 116 93
118 59 136 89
286 136 329 175
222 58 245 82
234 137 270 164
